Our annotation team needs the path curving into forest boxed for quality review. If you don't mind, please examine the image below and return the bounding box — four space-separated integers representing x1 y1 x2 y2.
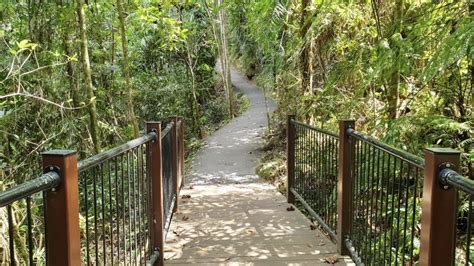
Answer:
165 69 352 265
187 67 275 186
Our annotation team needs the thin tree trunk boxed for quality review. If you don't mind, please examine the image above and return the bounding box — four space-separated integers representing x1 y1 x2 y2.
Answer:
116 0 140 137
212 0 234 118
189 68 203 137
300 0 311 94
387 0 404 119
63 34 80 107
76 0 101 153
59 4 80 107
218 0 235 118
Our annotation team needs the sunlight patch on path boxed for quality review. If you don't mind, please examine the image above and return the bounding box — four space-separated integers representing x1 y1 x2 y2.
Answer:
165 68 353 265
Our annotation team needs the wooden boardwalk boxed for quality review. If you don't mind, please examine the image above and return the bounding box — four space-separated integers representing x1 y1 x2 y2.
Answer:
164 183 354 265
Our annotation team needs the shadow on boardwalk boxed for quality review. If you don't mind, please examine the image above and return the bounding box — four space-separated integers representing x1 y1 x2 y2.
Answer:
165 68 354 265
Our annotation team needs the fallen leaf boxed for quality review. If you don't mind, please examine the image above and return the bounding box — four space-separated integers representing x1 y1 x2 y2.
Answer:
286 206 295 211
310 224 317 230
246 229 256 234
224 257 232 261
324 255 339 264
182 194 191 199
182 215 189 221
189 184 194 189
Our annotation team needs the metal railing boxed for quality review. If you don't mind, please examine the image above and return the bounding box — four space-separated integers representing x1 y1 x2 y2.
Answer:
345 127 424 265
440 167 474 265
287 116 473 266
161 122 176 235
0 117 185 265
77 131 156 265
287 115 338 241
0 171 59 265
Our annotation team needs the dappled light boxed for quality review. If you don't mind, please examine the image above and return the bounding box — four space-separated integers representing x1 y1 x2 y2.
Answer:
165 68 353 265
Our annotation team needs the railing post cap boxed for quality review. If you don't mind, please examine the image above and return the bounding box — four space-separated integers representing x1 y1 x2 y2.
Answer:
42 150 76 156
424 148 460 155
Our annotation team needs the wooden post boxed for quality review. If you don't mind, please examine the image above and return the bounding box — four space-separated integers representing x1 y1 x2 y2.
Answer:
419 148 459 266
178 117 185 188
146 122 164 266
170 116 179 212
337 120 355 255
42 150 81 266
287 114 296 204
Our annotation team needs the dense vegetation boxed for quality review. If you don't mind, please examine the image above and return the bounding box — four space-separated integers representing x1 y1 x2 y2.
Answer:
0 1 240 262
0 0 473 264
0 0 241 185
225 0 472 182
225 1 472 264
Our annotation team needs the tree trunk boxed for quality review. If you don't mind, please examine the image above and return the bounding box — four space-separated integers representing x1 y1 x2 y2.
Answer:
189 68 203 138
76 0 101 153
116 0 140 137
300 0 311 95
387 0 404 119
217 0 234 118
63 34 80 107
211 0 234 118
204 0 234 118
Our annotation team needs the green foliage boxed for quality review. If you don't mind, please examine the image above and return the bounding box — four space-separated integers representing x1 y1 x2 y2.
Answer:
227 0 473 159
228 1 473 264
0 1 231 262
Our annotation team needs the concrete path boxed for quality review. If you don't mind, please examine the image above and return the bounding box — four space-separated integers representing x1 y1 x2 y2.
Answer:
164 69 353 265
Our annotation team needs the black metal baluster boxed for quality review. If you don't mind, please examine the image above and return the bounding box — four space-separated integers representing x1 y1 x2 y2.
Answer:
373 148 382 264
84 172 90 265
298 126 302 194
8 205 15 266
132 149 138 265
360 142 367 262
108 160 114 265
121 153 127 266
93 167 99 265
100 164 106 263
365 143 374 265
382 154 391 264
140 144 147 260
361 142 369 262
357 140 364 255
401 164 411 265
137 146 143 263
332 138 338 230
301 126 306 202
304 127 309 203
133 148 138 264
350 139 360 250
466 194 472 265
114 156 121 264
127 151 133 265
409 167 419 266
26 197 33 265
388 158 398 265
312 129 316 217
394 160 404 265
321 132 327 224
